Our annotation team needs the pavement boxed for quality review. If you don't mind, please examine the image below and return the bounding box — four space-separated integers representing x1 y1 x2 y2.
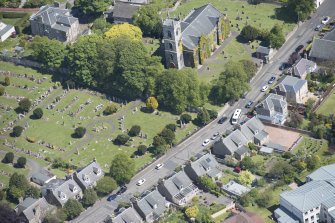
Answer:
71 1 335 221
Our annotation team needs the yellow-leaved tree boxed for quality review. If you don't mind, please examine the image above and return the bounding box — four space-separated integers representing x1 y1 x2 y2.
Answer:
104 23 142 41
238 170 255 186
185 206 199 219
146 96 159 110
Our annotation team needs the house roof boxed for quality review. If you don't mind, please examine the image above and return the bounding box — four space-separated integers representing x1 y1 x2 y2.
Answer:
258 93 287 113
187 153 221 178
259 146 273 154
222 211 265 223
323 196 335 209
113 1 140 20
51 178 82 206
220 129 249 154
307 163 335 181
264 142 286 152
222 180 251 197
179 4 223 50
280 180 335 212
240 117 266 141
293 58 317 77
0 22 14 37
136 190 168 219
278 75 307 93
324 29 335 41
256 46 270 55
274 208 300 223
75 161 104 188
309 38 335 61
113 207 143 223
235 145 250 156
16 197 51 222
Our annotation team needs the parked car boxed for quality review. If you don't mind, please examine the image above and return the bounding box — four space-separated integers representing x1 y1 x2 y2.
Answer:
218 116 227 124
322 16 330 24
268 76 276 84
279 62 290 71
295 44 304 52
211 132 220 140
245 101 254 108
315 24 322 31
202 139 210 147
117 185 127 195
107 194 118 201
155 163 164 170
261 85 269 92
137 179 146 186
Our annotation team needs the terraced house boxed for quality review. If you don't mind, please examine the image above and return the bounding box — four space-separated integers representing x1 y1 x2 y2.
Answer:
163 4 230 69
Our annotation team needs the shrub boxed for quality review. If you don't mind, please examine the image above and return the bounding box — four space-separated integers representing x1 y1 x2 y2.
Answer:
18 98 31 112
207 109 218 120
0 85 5 96
74 127 86 138
103 104 118 115
180 113 192 123
137 145 147 156
2 152 14 163
114 134 130 145
128 125 141 137
63 199 84 220
12 126 24 137
33 108 43 119
165 123 177 132
146 96 158 110
16 157 27 168
26 136 36 143
240 25 262 41
4 76 10 86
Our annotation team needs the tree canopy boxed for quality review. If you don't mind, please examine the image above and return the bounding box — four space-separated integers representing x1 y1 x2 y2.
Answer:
110 153 135 184
133 5 162 38
18 98 31 113
288 0 315 21
96 176 117 196
105 23 142 42
267 24 285 49
82 189 98 207
63 199 84 220
75 0 111 14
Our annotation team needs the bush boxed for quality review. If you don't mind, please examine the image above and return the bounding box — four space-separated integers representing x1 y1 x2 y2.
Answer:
0 85 5 96
137 145 147 156
207 109 218 120
128 125 141 137
18 98 31 113
74 127 86 138
146 96 159 110
240 25 261 41
103 104 118 115
4 76 10 86
114 134 130 145
16 157 27 168
33 108 43 119
180 113 192 123
63 199 84 220
12 126 24 137
2 152 14 163
165 123 177 132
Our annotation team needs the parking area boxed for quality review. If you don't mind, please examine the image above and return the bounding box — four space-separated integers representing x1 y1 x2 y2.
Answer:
265 125 301 150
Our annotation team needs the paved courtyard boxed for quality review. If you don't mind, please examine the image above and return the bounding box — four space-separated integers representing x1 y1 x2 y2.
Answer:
265 125 301 150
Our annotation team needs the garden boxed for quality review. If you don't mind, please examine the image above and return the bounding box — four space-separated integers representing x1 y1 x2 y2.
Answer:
316 89 335 116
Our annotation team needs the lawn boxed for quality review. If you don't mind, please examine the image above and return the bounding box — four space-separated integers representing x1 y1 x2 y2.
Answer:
316 90 335 116
143 37 161 55
0 155 29 188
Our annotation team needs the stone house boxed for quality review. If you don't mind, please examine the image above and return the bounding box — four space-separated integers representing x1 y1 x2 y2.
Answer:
73 161 104 190
16 197 54 223
293 58 317 79
276 75 308 104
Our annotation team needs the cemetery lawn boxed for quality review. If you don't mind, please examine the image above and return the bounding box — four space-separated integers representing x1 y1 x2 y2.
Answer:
0 154 29 187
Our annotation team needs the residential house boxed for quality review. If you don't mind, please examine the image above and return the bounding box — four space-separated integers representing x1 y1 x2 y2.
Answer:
73 161 104 190
30 5 79 42
0 22 15 42
255 93 288 125
44 178 83 207
293 58 317 79
16 197 53 223
222 180 251 198
133 190 170 223
276 75 308 104
163 4 230 69
184 153 222 181
306 163 335 182
158 171 198 206
112 207 143 223
255 46 274 63
238 117 269 146
111 1 140 24
212 129 250 160
31 172 56 186
309 29 335 62
222 211 265 223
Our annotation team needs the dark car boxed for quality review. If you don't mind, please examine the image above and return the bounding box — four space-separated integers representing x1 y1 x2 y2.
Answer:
107 194 118 201
117 185 127 195
218 116 227 124
245 101 254 108
295 44 304 52
268 76 276 84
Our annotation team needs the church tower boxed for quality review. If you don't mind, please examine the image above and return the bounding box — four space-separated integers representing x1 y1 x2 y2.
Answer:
163 19 184 69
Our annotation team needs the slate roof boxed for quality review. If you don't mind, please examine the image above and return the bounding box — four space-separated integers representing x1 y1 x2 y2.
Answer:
187 153 221 178
74 161 104 188
280 180 335 212
16 197 51 222
113 207 143 223
222 180 251 197
220 129 249 154
240 117 266 141
180 4 222 50
307 163 335 181
323 196 335 209
0 22 14 37
293 58 317 78
51 178 82 206
278 75 307 93
309 38 335 61
235 145 250 156
324 29 335 41
274 208 300 223
30 5 78 32
223 212 265 223
113 1 140 20
259 146 273 154
136 190 168 220
256 46 271 55
258 93 287 113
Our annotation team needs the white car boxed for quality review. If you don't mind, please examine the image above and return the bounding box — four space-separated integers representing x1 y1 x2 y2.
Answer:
137 179 146 186
202 139 210 147
261 85 269 92
211 132 220 140
155 163 164 170
322 16 330 24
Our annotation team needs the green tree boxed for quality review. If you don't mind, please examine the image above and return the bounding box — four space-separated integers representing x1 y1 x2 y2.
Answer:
306 154 321 170
195 210 214 223
137 145 147 156
74 127 86 138
82 189 98 207
152 135 166 147
2 152 14 163
96 176 117 196
33 108 43 119
151 145 167 156
8 173 29 201
103 104 118 115
92 18 111 34
12 126 24 137
159 128 175 145
114 134 130 145
0 85 5 96
75 0 111 14
240 156 257 171
255 192 272 207
133 5 162 38
210 61 250 104
207 109 218 120
197 108 210 125
105 23 142 42
267 24 285 49
288 0 315 21
128 125 141 137
165 123 177 132
268 160 296 183
18 98 31 112
185 206 199 219
196 176 219 192
180 113 192 123
16 157 27 168
240 59 258 80
238 170 255 186
305 98 315 118
29 36 66 68
110 153 135 184
63 199 84 220
25 186 41 198
240 25 261 41
4 76 10 86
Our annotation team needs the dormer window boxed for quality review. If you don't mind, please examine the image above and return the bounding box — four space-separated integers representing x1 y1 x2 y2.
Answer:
255 130 259 134
82 174 90 183
93 167 101 176
167 30 172 39
69 183 78 193
153 204 158 209
58 191 67 200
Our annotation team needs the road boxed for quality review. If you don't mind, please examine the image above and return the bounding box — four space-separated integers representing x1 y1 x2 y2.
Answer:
72 1 335 221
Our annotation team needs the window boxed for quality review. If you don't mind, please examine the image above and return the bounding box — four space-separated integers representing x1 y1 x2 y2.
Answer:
304 218 308 223
168 43 173 50
167 30 172 38
311 215 314 220
170 54 174 61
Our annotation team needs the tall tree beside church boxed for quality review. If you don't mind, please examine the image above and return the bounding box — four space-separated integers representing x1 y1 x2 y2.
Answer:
75 0 112 14
105 23 142 42
133 5 162 38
